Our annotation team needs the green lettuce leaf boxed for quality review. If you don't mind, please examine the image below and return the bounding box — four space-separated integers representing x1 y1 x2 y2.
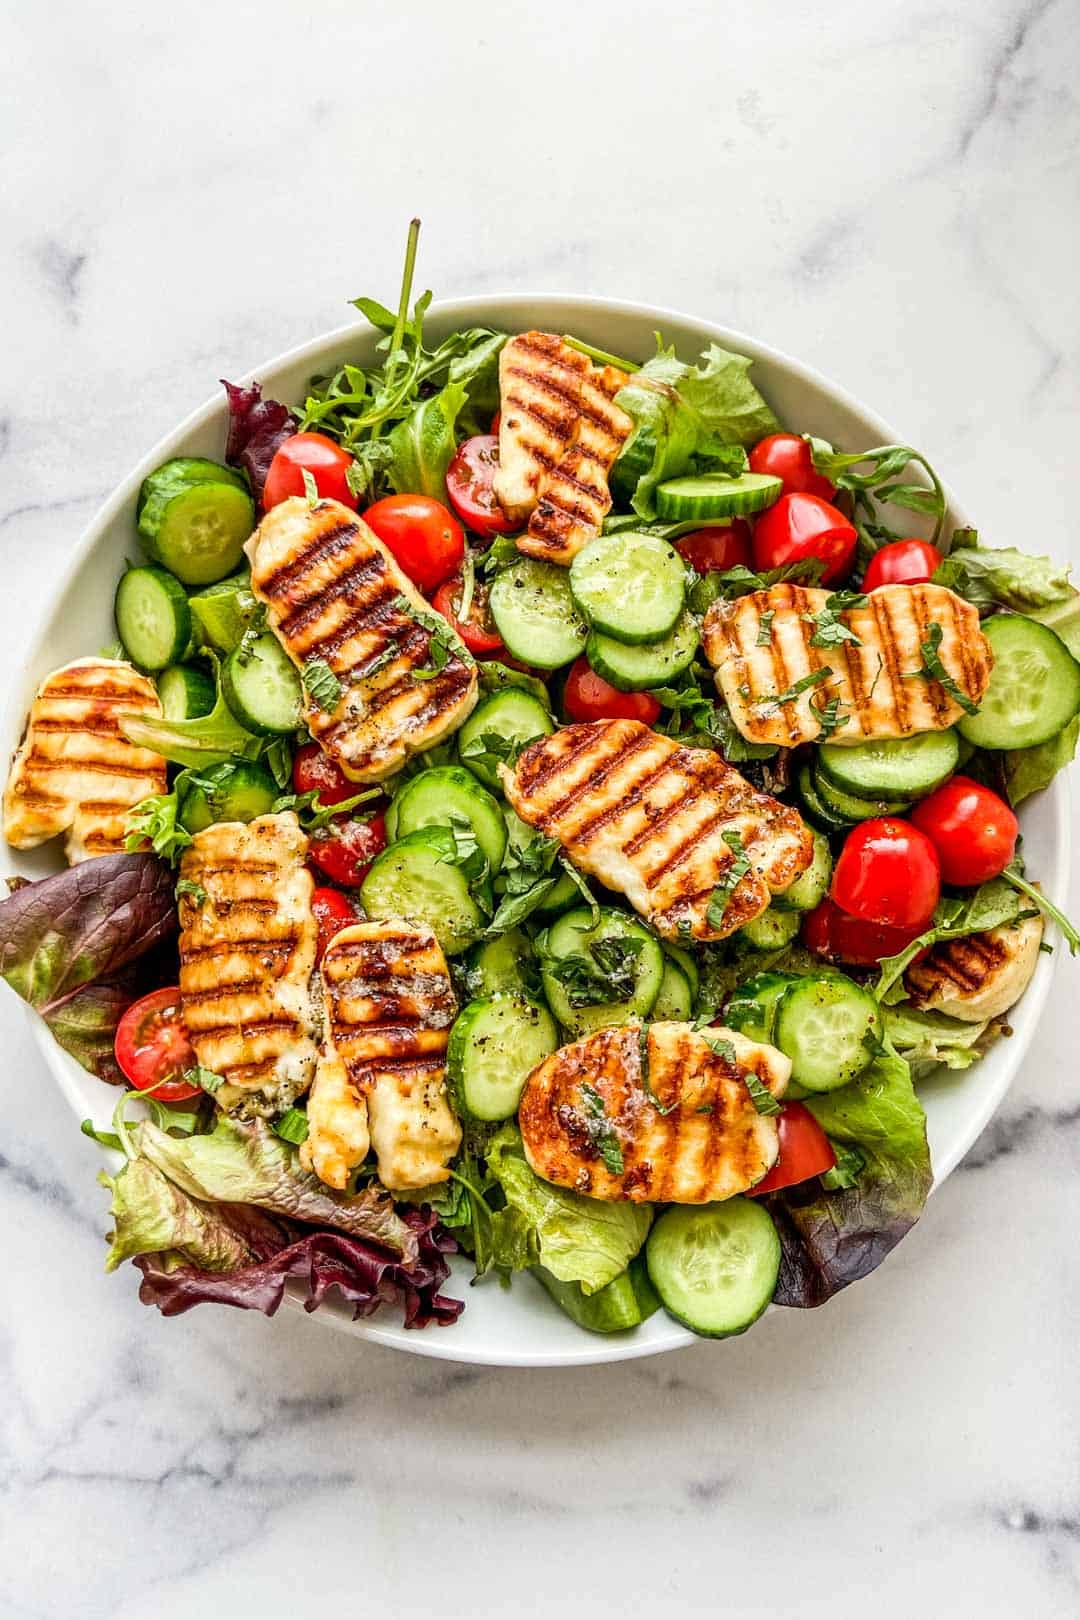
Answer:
932 531 1073 614
883 1005 995 1075
101 1155 283 1273
876 877 1023 1000
676 343 781 447
119 655 261 769
1003 715 1080 805
385 378 468 503
1029 592 1080 659
484 1124 651 1294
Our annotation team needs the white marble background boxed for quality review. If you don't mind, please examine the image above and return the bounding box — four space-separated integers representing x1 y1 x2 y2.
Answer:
2 0 1078 1614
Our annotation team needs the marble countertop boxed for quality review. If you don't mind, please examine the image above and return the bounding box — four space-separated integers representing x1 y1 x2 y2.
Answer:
2 1 1078 1614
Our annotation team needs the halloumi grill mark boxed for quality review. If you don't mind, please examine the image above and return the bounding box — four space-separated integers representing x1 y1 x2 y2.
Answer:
503 719 813 940
519 1021 790 1202
905 911 1043 1022
3 659 167 865
302 920 461 1192
246 497 477 781
702 582 993 747
178 813 320 1117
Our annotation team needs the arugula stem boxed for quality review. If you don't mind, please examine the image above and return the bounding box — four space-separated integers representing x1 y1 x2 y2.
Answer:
381 217 421 405
562 334 638 373
1003 867 1080 955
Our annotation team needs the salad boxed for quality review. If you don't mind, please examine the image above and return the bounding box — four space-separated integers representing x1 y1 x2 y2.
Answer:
2 220 1077 1342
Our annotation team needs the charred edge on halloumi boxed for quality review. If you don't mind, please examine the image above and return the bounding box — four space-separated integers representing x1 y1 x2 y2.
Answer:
905 911 1044 1022
246 498 477 781
178 812 320 1117
303 920 461 1192
518 1021 790 1203
3 659 167 865
702 582 993 747
502 719 813 941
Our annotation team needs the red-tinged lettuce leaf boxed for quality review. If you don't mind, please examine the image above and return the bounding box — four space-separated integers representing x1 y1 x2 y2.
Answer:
102 1154 287 1272
46 969 142 1084
221 379 297 504
765 1046 933 1308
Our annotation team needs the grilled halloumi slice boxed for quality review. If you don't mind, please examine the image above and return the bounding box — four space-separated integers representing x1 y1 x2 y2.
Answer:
302 920 461 1192
519 1021 790 1202
3 659 167 865
178 813 320 1117
502 719 813 941
905 911 1043 1022
246 497 477 781
702 582 993 747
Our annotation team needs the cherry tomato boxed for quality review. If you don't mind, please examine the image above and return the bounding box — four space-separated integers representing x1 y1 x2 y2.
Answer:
862 538 944 592
364 495 465 593
831 817 941 931
311 886 355 962
752 492 858 586
674 521 752 574
748 433 835 500
445 436 514 539
114 987 201 1101
748 1102 836 1196
490 411 502 435
292 741 358 807
309 810 388 888
432 574 506 656
801 897 929 966
563 656 661 725
263 432 358 512
910 775 1019 886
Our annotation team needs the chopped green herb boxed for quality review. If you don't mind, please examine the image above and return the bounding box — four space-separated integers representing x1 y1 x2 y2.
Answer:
301 468 319 508
579 1083 625 1175
544 936 645 1008
637 1023 677 1116
706 831 752 930
743 1071 782 1116
302 659 343 713
807 591 866 649
174 877 207 908
756 610 776 646
184 1065 224 1096
820 1142 865 1190
904 621 980 716
758 666 833 712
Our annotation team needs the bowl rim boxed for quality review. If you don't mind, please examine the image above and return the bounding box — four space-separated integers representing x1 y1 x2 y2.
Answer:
7 292 1069 1367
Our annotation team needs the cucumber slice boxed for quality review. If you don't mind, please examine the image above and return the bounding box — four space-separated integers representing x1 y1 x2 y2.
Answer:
157 663 216 721
796 763 851 834
724 971 799 1045
655 471 782 522
540 906 664 1037
489 558 588 670
462 928 536 1000
222 633 304 736
569 533 685 644
189 573 259 653
178 760 279 832
649 958 694 1021
114 566 191 671
773 830 833 912
587 612 699 692
457 688 554 791
137 459 254 586
534 1256 659 1333
447 994 559 1122
958 614 1080 750
360 827 485 955
774 971 881 1092
818 729 959 799
389 766 507 875
646 1200 780 1339
663 941 700 1003
812 764 911 822
739 906 800 950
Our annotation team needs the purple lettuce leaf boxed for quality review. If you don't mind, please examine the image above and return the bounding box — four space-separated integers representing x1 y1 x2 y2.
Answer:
221 380 297 505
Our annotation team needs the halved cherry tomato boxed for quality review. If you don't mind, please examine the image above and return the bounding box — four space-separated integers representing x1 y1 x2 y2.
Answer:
910 775 1018 886
263 432 359 511
309 810 388 887
490 411 501 435
752 491 858 586
563 656 661 724
862 538 943 592
674 521 751 574
311 886 355 962
114 987 201 1101
748 1102 836 1196
292 741 358 807
801 897 928 966
432 574 506 656
748 433 835 501
445 436 514 539
364 495 465 593
831 817 941 931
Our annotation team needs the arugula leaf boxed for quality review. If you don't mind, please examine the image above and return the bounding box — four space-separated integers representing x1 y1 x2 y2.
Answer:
809 439 946 547
706 830 752 930
876 876 1024 998
1002 862 1080 956
385 379 468 505
932 531 1073 614
302 659 342 713
579 1084 625 1175
903 621 979 716
271 786 379 831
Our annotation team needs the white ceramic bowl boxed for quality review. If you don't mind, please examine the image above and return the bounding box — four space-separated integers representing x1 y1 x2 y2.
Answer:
3 297 1068 1366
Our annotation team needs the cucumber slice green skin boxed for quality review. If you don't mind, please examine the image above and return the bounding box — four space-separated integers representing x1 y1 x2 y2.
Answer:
189 572 259 653
457 689 554 791
534 1255 660 1334
587 612 700 692
540 906 664 1037
649 959 693 1021
662 942 700 1003
462 929 536 1000
137 459 254 587
360 827 485 956
114 566 192 671
739 906 801 951
818 729 959 800
222 633 304 736
389 766 507 875
646 1200 781 1339
773 830 833 912
531 867 581 917
774 971 882 1093
446 994 559 1122
796 763 851 834
569 533 686 645
958 614 1080 750
655 471 782 523
157 663 216 721
724 971 800 1044
812 765 911 823
489 558 588 670
178 760 279 833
